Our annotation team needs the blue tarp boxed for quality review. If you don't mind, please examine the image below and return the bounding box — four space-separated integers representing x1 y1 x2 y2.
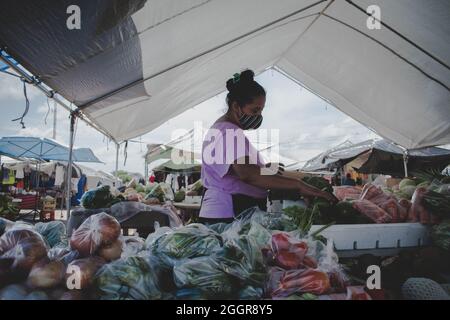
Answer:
0 136 102 163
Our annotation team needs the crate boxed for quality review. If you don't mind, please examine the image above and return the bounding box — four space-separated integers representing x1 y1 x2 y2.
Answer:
310 223 431 252
184 195 202 204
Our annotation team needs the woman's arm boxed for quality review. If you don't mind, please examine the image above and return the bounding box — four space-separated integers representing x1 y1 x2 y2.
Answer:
231 160 337 203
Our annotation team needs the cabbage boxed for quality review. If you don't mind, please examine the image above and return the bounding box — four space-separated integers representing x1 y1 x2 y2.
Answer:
399 178 416 190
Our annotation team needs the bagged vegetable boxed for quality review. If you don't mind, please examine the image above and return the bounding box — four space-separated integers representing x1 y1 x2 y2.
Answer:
145 183 165 203
408 187 433 224
121 236 146 258
239 286 264 300
267 267 331 298
0 229 48 272
95 256 164 300
270 233 308 270
66 256 106 290
69 212 121 257
151 224 222 267
173 256 234 299
26 257 65 289
98 239 123 262
217 235 266 287
431 220 450 251
0 217 14 236
0 284 28 300
333 186 361 201
80 185 115 209
352 200 392 223
334 201 373 224
34 221 68 248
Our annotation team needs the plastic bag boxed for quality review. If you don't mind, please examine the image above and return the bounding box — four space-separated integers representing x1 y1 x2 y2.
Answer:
431 220 450 251
333 186 361 201
352 200 392 223
239 285 264 300
217 235 266 287
69 212 121 257
66 256 106 290
0 217 14 236
34 221 68 248
111 201 182 228
151 224 222 267
270 232 309 270
173 256 234 299
0 228 48 272
94 256 164 300
80 185 115 209
267 267 331 298
121 236 146 258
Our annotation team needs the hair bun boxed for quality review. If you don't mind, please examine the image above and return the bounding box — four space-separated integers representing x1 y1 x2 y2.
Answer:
226 78 236 92
226 69 255 92
239 69 255 83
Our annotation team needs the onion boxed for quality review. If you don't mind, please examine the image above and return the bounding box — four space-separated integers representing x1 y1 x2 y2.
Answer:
98 239 123 262
70 213 121 257
65 257 105 290
27 258 65 289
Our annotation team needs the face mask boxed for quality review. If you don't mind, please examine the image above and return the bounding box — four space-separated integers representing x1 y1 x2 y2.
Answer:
238 110 263 130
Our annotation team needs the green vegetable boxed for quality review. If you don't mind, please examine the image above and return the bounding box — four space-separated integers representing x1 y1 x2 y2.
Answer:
151 224 222 266
95 256 165 300
422 189 450 218
173 256 234 299
400 185 417 199
431 221 450 251
145 183 165 203
302 176 333 193
283 204 333 237
135 184 145 193
34 221 68 248
0 195 20 221
335 201 373 224
174 190 186 203
80 185 115 209
399 178 416 190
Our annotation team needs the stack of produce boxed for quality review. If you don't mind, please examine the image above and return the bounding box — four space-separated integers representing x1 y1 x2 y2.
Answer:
0 195 20 221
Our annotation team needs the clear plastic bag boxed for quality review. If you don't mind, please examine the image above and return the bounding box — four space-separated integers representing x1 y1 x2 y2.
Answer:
0 217 14 236
121 236 146 258
173 256 234 299
69 212 121 257
151 224 223 268
94 256 165 300
0 228 48 272
111 201 182 228
34 221 68 248
217 235 266 287
267 267 331 298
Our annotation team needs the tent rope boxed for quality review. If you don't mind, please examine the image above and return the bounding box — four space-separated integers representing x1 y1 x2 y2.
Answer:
11 79 30 128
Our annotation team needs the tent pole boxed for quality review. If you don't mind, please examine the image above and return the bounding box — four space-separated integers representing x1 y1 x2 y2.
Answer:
403 151 409 178
144 159 148 185
52 100 57 140
115 143 119 177
66 111 77 220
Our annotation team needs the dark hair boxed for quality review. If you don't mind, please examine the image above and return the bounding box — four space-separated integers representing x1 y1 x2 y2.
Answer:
226 69 266 108
346 173 352 179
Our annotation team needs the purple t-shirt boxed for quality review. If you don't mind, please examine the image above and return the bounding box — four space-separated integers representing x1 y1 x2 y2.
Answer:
199 121 267 219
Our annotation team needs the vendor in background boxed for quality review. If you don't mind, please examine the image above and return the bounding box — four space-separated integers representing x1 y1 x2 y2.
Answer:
199 70 338 224
342 173 356 186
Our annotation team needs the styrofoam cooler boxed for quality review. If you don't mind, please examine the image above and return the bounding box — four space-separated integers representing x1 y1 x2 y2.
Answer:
309 223 432 251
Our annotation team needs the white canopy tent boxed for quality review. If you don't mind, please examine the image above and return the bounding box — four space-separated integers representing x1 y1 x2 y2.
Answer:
1 0 449 216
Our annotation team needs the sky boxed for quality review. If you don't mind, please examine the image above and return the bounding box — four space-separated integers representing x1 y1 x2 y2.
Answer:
0 68 383 175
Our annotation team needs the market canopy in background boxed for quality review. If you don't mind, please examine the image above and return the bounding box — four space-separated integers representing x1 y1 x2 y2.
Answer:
0 136 102 163
302 139 450 176
0 0 449 149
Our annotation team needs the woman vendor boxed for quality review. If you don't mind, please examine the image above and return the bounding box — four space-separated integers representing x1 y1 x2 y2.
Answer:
199 70 337 224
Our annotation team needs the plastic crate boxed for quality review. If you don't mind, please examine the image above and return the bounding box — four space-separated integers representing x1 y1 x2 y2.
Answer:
310 223 431 251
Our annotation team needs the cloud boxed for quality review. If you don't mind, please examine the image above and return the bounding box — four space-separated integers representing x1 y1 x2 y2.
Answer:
0 73 42 100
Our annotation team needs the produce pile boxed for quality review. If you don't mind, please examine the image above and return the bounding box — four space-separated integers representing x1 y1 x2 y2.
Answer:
79 180 182 209
0 210 373 300
291 175 450 225
0 195 20 221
